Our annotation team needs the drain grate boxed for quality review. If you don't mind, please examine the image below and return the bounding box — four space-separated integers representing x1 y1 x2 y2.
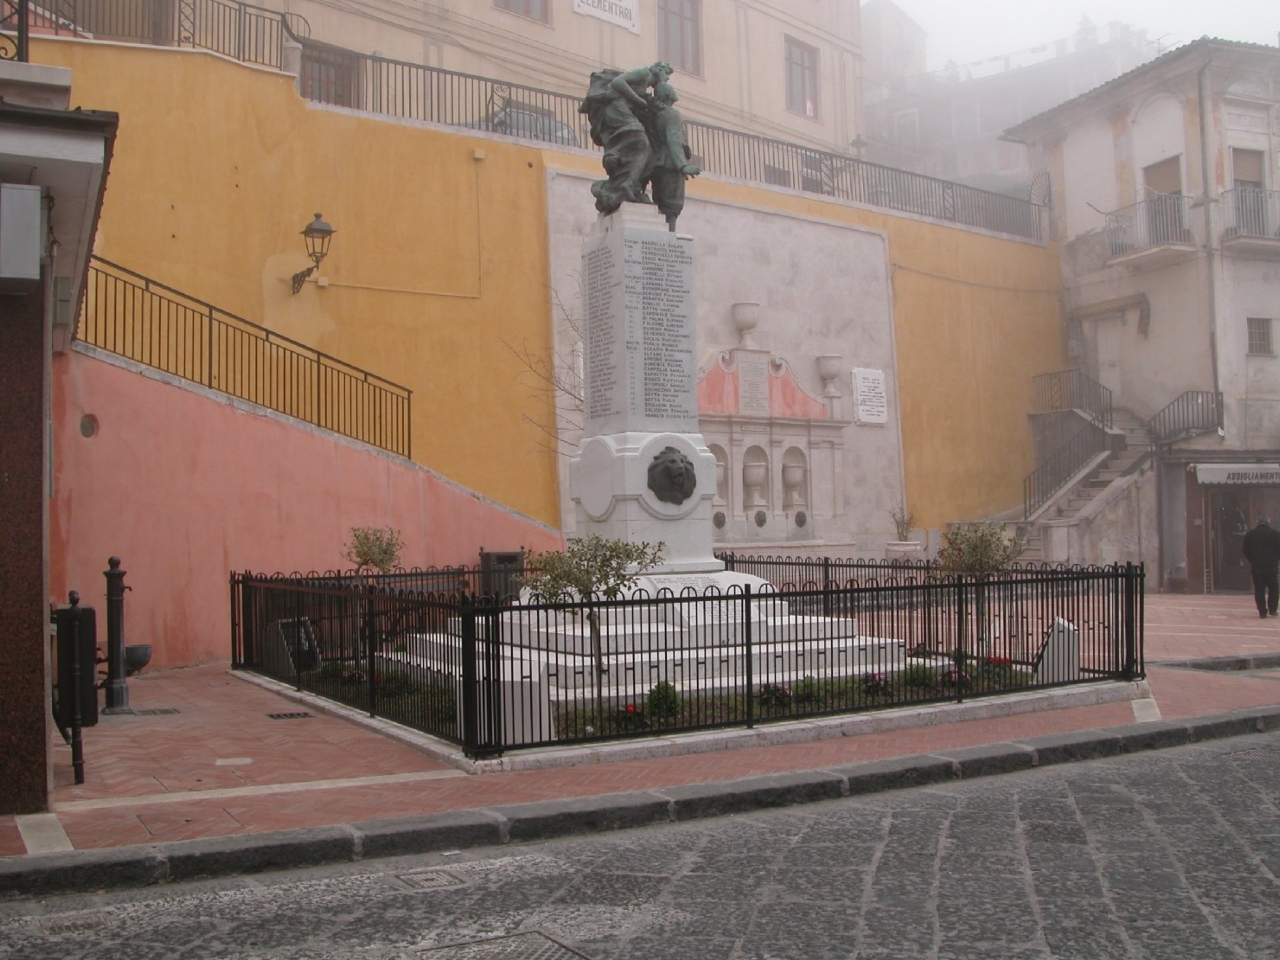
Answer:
39 913 110 935
133 707 180 716
267 712 314 720
1228 747 1280 763
395 870 467 891
418 932 592 959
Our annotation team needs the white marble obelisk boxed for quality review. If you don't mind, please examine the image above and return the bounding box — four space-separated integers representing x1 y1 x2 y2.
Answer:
570 204 723 574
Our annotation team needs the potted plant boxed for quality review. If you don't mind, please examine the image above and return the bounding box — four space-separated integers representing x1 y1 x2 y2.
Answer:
885 503 924 561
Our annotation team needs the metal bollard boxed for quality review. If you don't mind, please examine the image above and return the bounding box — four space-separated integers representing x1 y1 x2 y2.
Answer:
103 556 132 713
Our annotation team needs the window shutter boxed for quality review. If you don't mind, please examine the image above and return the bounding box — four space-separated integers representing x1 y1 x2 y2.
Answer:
1232 148 1264 186
1144 156 1182 196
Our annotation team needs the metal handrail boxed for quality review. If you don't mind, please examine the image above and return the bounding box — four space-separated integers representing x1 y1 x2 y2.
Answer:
79 256 412 458
1031 369 1113 429
1022 422 1110 519
1149 391 1222 444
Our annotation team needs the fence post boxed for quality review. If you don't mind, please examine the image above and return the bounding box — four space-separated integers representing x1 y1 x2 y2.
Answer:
1123 562 1140 681
723 552 735 573
364 584 377 714
461 597 479 757
103 557 131 713
744 585 754 729
481 604 503 757
230 573 242 668
822 557 832 617
956 578 968 703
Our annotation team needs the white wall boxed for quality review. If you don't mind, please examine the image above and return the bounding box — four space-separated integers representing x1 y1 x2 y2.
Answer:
1061 117 1118 240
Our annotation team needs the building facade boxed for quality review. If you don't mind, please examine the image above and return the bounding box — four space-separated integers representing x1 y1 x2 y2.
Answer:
1007 39 1280 591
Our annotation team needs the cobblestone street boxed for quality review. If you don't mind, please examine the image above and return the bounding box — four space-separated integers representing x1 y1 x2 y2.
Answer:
4 730 1279 959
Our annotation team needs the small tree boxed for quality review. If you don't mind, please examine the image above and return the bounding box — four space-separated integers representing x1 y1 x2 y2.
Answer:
937 522 1026 656
522 535 664 730
889 503 916 542
342 526 405 575
937 522 1025 574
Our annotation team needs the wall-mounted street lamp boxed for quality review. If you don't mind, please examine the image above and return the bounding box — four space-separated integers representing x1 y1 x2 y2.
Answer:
290 212 335 294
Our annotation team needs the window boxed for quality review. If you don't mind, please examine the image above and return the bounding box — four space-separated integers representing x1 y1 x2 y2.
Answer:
657 0 702 75
785 37 819 119
1248 318 1273 356
892 108 919 153
494 0 548 23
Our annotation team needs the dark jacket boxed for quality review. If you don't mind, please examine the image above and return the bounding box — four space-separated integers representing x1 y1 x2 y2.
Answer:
1242 522 1280 570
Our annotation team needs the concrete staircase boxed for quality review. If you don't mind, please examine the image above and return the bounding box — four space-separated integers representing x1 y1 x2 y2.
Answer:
1013 407 1152 564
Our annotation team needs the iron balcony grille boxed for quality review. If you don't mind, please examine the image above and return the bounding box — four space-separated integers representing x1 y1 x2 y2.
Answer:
1106 194 1195 257
80 257 412 458
231 560 1143 759
1222 187 1280 241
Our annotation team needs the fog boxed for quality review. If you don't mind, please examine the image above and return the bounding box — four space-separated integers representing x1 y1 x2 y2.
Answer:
876 0 1278 71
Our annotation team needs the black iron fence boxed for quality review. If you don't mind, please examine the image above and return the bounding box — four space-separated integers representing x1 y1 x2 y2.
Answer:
1023 421 1111 520
1031 368 1113 429
232 561 1143 759
80 257 412 457
13 0 309 68
1106 194 1195 256
1149 390 1223 444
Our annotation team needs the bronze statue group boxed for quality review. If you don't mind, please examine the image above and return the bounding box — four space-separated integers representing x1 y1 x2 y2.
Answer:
580 62 701 230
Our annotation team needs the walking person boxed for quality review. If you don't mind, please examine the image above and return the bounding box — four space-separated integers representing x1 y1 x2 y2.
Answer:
1242 516 1280 618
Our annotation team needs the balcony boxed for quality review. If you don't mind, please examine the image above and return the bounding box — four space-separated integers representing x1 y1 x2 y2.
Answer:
1105 195 1197 268
1221 187 1280 257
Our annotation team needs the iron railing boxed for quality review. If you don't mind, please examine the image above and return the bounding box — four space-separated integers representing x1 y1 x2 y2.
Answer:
1222 187 1280 241
232 562 1144 758
1022 422 1110 519
0 0 29 61
1149 390 1223 445
80 256 412 457
1106 194 1195 257
7 0 309 67
1031 368 1113 429
292 43 1047 241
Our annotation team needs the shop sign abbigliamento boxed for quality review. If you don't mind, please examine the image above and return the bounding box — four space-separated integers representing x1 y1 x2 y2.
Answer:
1194 463 1280 485
574 0 641 33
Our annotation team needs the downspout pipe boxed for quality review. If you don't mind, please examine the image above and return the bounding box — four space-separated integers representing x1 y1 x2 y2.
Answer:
1198 59 1221 401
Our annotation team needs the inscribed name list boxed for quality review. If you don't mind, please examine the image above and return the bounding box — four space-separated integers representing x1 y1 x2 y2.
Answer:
582 224 697 437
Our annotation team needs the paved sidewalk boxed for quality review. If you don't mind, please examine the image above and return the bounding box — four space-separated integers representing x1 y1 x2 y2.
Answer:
2 593 1279 896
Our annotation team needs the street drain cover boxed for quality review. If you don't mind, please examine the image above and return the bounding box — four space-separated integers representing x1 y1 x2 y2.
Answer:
396 870 466 890
267 712 313 720
418 931 592 958
133 707 180 716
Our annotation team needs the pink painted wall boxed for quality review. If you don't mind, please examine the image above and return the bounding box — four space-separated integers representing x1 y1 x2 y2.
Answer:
50 349 563 669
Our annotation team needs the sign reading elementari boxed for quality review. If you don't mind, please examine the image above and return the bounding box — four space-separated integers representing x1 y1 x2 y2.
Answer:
573 0 640 33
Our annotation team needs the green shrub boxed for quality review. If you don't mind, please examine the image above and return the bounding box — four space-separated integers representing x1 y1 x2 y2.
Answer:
758 682 793 708
901 664 937 689
794 675 822 706
647 681 681 719
937 522 1025 574
377 670 421 698
342 526 405 574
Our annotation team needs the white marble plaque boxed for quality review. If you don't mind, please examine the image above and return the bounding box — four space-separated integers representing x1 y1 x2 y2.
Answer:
852 367 888 425
573 0 640 33
582 214 697 436
736 351 770 417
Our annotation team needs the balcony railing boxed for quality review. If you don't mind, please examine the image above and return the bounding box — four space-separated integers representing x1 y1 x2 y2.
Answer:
4 0 310 68
1031 369 1113 430
291 43 1047 241
1222 187 1280 241
1106 194 1195 257
80 257 412 457
1149 391 1223 445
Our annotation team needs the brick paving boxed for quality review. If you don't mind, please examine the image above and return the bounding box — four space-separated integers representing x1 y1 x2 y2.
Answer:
3 593 1277 857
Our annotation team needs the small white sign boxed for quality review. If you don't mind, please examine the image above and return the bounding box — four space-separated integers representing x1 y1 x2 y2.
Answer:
574 0 641 33
852 368 889 425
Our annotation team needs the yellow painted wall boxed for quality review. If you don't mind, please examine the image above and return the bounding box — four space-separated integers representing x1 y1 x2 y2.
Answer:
35 38 561 526
546 152 1067 529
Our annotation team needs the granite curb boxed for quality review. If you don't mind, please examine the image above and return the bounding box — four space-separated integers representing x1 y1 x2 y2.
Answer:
4 705 1279 900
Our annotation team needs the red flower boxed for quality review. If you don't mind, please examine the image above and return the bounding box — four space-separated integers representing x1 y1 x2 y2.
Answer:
626 703 636 714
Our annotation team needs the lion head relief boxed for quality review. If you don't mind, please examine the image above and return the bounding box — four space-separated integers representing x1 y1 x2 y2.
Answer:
647 446 697 505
